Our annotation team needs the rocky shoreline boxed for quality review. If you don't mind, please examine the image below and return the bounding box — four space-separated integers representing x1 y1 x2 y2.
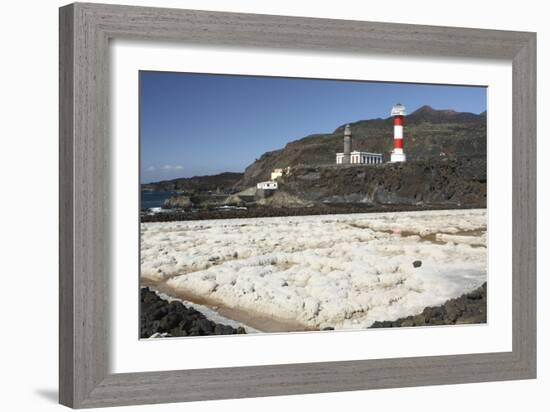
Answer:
141 203 483 223
369 282 487 328
142 282 487 337
140 288 246 338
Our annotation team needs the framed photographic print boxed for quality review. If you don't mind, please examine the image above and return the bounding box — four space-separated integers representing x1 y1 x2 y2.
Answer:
138 72 488 337
59 2 536 408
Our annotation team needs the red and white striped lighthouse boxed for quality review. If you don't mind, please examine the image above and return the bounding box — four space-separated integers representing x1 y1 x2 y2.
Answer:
390 103 407 162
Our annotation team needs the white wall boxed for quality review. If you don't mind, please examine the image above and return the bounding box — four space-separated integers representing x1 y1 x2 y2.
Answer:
0 0 547 411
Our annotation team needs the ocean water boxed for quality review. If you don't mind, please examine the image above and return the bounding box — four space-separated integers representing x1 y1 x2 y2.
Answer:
141 191 172 209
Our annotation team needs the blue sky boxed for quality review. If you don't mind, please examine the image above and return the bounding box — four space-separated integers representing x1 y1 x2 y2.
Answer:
140 71 486 183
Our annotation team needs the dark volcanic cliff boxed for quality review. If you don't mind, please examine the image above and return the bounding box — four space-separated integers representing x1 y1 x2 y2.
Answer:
235 106 486 189
277 158 486 207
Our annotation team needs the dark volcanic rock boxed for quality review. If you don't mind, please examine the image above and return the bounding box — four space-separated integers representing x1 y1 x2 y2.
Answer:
197 318 214 334
278 158 486 208
369 282 487 328
159 312 182 331
140 288 246 338
150 305 168 321
163 194 193 209
141 203 481 223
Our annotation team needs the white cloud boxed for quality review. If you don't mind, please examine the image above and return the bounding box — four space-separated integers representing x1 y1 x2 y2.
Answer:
160 164 183 171
144 165 184 173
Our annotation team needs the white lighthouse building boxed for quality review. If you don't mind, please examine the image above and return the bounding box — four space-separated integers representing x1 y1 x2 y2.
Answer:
336 124 384 165
390 103 407 162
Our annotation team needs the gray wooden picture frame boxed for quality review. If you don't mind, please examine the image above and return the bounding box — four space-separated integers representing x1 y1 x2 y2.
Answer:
59 2 536 409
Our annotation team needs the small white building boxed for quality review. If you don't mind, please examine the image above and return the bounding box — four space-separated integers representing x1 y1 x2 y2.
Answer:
257 181 278 190
336 151 383 165
270 166 291 180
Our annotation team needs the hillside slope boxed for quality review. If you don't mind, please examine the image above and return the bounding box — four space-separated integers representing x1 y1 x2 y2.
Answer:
236 106 486 189
143 172 243 193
